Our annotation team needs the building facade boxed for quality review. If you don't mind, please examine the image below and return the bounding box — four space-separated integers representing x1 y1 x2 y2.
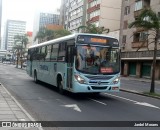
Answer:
63 0 85 32
61 0 122 33
4 20 26 51
33 12 60 44
0 0 2 49
86 0 122 32
120 0 160 79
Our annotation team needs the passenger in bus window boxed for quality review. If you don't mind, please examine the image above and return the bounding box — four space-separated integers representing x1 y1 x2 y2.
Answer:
100 48 109 66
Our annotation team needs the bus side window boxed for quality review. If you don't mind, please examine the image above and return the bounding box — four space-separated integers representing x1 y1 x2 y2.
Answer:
40 46 46 60
30 48 37 60
51 44 59 61
35 47 41 60
45 45 51 61
58 43 66 61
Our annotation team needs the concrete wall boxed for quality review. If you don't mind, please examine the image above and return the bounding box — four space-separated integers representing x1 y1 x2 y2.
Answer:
100 0 122 31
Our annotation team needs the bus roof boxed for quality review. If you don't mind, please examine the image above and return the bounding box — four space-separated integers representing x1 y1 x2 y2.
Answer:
29 33 118 49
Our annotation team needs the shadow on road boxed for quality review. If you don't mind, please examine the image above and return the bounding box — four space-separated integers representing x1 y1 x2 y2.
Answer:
34 80 115 102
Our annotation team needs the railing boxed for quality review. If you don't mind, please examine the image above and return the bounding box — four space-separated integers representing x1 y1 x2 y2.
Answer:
132 41 148 48
121 50 160 59
134 9 143 18
87 4 100 14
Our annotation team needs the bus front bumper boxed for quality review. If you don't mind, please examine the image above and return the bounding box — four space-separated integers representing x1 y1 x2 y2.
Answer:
71 81 120 93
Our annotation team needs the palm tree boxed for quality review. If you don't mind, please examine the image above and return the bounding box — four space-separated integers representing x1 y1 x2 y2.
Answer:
14 34 29 68
78 23 110 34
34 27 55 43
128 8 160 93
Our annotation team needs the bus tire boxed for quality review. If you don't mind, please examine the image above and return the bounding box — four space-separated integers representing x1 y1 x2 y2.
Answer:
34 71 38 83
58 80 64 94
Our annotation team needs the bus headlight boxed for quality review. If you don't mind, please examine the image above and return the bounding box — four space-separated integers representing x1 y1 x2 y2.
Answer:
111 76 120 84
74 74 86 84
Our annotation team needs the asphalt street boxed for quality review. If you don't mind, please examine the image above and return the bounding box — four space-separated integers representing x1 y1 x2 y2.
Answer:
0 63 160 130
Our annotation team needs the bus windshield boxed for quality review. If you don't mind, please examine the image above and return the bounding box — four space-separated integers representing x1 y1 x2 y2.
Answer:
76 45 120 74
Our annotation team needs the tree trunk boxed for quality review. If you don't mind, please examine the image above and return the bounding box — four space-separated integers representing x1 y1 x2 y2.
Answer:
20 49 23 69
150 31 159 93
16 50 19 68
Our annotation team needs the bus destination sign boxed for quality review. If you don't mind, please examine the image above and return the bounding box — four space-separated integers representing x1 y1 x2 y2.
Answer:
90 38 107 44
77 35 119 47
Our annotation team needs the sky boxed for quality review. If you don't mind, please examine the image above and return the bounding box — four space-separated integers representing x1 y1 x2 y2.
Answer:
2 0 61 32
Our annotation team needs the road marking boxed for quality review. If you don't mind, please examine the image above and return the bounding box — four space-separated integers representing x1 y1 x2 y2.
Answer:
62 104 81 112
105 93 160 110
135 102 160 109
88 98 107 106
105 93 137 103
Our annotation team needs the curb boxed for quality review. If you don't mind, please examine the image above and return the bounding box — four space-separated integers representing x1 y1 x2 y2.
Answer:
120 88 160 100
121 77 160 85
0 83 43 130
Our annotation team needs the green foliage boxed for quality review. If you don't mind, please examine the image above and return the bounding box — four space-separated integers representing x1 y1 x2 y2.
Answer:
129 8 160 30
77 23 110 34
128 8 160 93
13 34 29 68
34 27 55 42
34 27 71 42
54 29 71 38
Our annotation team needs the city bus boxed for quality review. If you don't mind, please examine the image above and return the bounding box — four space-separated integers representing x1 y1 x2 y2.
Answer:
27 33 120 94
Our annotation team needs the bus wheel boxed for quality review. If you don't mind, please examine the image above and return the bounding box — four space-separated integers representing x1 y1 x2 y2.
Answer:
34 71 38 83
58 81 64 94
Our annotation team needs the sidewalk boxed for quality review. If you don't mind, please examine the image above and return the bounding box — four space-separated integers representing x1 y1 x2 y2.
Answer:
121 76 160 84
120 76 160 99
0 83 42 130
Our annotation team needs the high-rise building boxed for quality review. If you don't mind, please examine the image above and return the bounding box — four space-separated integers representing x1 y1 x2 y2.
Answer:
0 0 2 49
61 0 86 32
120 0 160 79
86 0 121 31
4 20 26 51
59 0 66 26
33 12 60 44
61 0 122 33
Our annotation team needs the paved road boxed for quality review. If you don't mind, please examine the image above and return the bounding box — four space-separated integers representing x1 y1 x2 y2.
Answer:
0 63 160 130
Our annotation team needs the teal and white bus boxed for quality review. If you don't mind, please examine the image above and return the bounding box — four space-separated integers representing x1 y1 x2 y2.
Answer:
27 33 120 94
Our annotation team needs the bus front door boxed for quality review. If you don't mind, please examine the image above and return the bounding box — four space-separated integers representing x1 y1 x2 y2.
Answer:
66 46 74 89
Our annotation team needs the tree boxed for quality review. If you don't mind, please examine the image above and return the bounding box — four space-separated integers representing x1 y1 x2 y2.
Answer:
14 34 29 68
128 8 160 93
34 27 71 42
54 29 71 38
78 23 110 34
34 27 55 43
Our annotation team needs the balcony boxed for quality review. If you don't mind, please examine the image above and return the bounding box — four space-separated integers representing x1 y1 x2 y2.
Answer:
88 0 94 3
121 50 160 59
87 4 100 14
132 41 148 48
134 0 150 18
86 16 100 24
134 9 143 18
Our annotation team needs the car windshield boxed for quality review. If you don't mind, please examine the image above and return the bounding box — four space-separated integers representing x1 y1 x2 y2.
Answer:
75 45 120 74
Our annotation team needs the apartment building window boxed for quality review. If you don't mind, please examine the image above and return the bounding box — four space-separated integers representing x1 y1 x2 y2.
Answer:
135 0 143 11
89 10 100 19
88 0 100 8
71 1 76 7
122 35 127 43
123 21 128 29
124 6 130 15
133 31 148 42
